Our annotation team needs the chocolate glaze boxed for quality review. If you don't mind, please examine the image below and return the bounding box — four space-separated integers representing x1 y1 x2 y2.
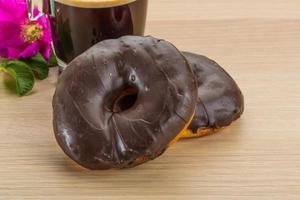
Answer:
182 52 244 133
53 36 197 170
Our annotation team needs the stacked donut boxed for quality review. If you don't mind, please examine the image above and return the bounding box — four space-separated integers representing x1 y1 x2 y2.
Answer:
53 36 244 170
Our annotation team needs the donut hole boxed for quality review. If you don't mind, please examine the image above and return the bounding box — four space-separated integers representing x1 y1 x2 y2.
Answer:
112 86 138 113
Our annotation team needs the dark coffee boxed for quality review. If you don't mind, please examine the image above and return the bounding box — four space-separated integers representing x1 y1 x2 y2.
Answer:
48 0 148 64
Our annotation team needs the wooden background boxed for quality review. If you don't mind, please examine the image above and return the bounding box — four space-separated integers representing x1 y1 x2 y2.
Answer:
1 0 300 199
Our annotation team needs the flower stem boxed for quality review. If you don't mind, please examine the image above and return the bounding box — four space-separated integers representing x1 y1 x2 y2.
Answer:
27 0 34 19
0 64 6 73
0 60 8 73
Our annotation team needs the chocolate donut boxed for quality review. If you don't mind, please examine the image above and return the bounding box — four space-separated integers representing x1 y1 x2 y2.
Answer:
180 52 244 138
53 36 197 169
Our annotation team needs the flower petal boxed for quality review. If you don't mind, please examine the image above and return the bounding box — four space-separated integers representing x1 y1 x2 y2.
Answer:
0 0 28 59
37 15 52 40
33 7 40 18
0 49 8 58
40 42 52 60
0 1 53 60
0 0 27 21
37 15 52 60
0 21 24 48
19 42 40 58
6 47 24 59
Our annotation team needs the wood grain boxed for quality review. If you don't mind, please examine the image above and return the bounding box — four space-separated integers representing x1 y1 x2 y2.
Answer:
1 1 300 199
148 0 300 20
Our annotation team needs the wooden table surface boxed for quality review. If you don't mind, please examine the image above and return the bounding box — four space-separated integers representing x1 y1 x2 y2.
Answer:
1 0 300 199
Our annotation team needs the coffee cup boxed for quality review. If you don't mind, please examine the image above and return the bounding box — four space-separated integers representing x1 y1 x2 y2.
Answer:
35 0 148 70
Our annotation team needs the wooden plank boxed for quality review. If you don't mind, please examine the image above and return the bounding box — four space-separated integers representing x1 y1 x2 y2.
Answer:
1 1 300 199
148 0 300 20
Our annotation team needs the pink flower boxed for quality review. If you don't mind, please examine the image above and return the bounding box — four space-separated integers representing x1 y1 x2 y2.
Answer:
0 0 52 60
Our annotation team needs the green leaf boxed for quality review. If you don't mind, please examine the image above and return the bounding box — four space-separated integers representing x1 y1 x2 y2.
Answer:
49 48 58 67
4 60 35 96
0 64 5 72
23 54 49 80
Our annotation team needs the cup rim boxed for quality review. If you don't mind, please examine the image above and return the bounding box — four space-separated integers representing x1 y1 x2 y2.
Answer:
54 0 137 8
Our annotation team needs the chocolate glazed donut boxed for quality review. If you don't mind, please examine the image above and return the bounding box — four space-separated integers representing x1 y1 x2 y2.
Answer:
53 36 197 169
180 52 244 138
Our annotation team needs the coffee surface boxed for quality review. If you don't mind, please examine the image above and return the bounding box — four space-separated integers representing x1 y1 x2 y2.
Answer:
55 0 136 8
